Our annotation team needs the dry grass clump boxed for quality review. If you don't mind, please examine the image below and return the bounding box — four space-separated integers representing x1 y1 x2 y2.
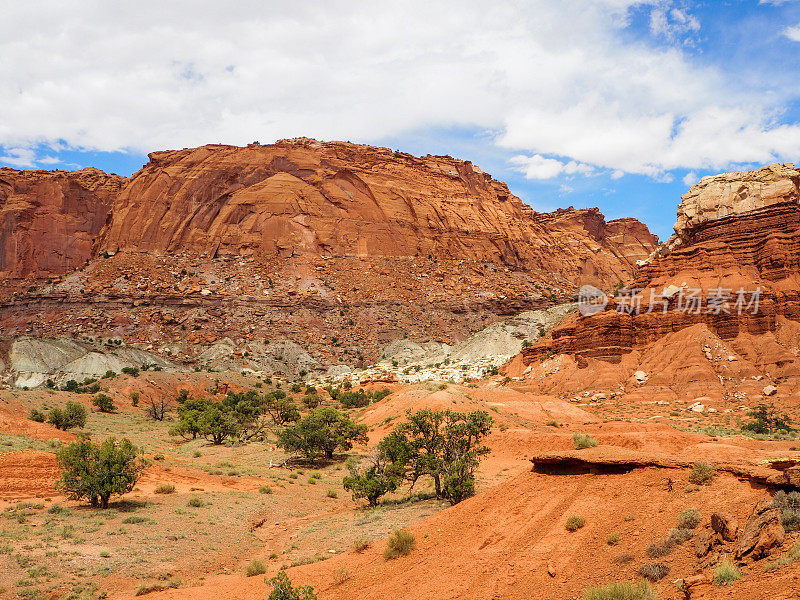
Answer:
573 432 599 450
244 559 267 577
677 508 701 529
384 529 415 560
713 557 741 586
583 580 657 600
154 484 176 494
637 562 670 582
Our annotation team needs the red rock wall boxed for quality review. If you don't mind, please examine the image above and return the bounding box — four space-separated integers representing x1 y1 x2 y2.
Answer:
0 167 125 280
95 139 656 288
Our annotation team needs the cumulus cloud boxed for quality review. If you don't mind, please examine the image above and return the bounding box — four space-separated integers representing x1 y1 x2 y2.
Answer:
0 0 799 179
510 154 593 179
682 171 697 186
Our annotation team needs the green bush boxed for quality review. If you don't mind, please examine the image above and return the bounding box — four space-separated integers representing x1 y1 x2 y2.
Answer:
606 532 621 546
668 527 694 545
92 394 115 413
187 496 204 507
714 557 741 585
259 486 273 494
56 436 144 508
266 571 317 600
48 401 87 430
677 508 701 529
384 529 415 560
565 515 586 531
121 366 139 377
572 432 598 449
28 409 46 423
688 462 715 485
583 581 657 600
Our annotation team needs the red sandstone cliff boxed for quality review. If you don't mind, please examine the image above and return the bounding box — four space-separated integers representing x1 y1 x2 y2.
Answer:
95 139 656 287
0 139 656 364
0 167 125 280
517 163 800 404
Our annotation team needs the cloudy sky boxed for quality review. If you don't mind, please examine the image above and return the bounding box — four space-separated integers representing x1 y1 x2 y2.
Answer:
2 0 800 239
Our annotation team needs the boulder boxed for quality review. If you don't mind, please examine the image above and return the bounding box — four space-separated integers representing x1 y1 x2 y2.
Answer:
763 384 778 396
710 512 738 542
694 531 712 558
736 499 785 560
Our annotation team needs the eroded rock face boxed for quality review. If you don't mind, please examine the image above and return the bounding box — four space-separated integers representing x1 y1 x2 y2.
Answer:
675 163 799 242
521 163 800 371
736 499 784 560
0 167 125 280
95 140 656 284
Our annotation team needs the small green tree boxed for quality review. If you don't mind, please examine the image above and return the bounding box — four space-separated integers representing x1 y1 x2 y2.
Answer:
48 401 87 430
56 436 144 508
278 407 368 461
92 393 116 413
265 390 300 426
343 438 408 506
266 571 316 600
743 403 795 435
197 405 240 445
398 409 493 504
169 398 210 440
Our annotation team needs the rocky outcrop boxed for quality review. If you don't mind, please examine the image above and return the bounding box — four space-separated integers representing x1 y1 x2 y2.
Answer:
518 163 800 400
94 140 656 286
736 499 785 560
0 167 125 280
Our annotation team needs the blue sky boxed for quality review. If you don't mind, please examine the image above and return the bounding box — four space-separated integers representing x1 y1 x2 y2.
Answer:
2 0 800 240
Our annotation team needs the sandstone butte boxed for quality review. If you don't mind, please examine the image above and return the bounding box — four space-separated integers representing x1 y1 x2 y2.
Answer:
0 138 656 362
516 162 800 403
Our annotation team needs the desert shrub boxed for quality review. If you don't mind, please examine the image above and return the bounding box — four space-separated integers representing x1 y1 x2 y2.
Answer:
56 436 144 508
154 484 176 494
742 403 795 435
384 529 415 560
187 496 204 507
48 401 87 430
92 394 115 413
302 393 321 410
566 515 586 531
714 557 741 585
606 532 621 546
668 527 694 545
266 570 317 600
637 562 670 582
102 370 116 379
122 515 151 524
130 392 140 406
763 540 800 572
28 409 46 423
572 432 598 450
278 407 368 461
244 559 266 577
259 486 273 494
646 539 674 558
135 579 180 596
612 553 634 564
121 366 139 377
326 489 338 498
688 462 715 485
772 490 800 531
353 537 371 552
677 508 701 529
583 581 657 600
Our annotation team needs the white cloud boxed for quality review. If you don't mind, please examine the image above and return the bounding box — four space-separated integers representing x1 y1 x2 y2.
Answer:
0 147 36 168
682 171 697 186
509 154 593 179
785 24 800 41
0 0 798 180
